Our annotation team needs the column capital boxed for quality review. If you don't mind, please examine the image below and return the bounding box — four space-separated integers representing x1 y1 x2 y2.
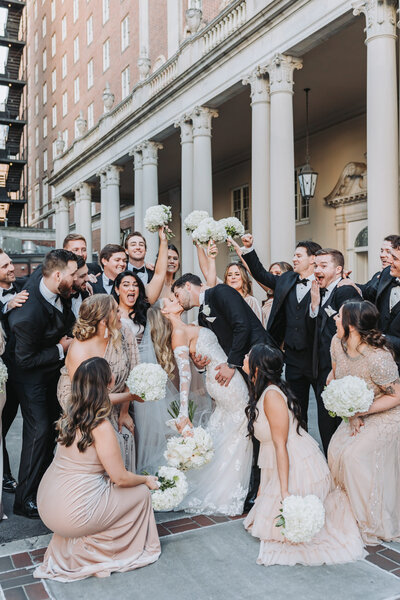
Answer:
78 182 93 201
242 66 270 104
54 196 69 212
106 164 124 186
191 106 219 137
352 0 397 41
71 184 81 200
141 140 163 165
265 54 303 95
129 145 144 169
174 115 193 144
96 169 108 188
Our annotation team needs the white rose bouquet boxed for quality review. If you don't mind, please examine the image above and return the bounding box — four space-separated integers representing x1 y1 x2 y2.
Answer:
276 494 325 543
183 210 209 234
219 217 245 239
164 427 214 471
321 375 374 422
0 359 7 393
149 466 188 511
126 363 168 402
144 204 174 239
192 217 227 246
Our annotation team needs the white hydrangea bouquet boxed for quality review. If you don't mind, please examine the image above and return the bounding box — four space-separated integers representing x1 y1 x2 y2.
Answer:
126 363 168 402
164 427 214 471
321 375 374 422
183 210 209 234
276 494 325 543
149 466 188 511
0 359 7 393
219 217 245 239
192 217 227 246
144 204 174 239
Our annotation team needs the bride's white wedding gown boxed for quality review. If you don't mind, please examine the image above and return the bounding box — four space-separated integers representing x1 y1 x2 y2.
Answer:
174 327 252 516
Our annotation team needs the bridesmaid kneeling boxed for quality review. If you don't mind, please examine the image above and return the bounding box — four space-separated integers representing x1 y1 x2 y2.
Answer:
243 344 365 566
34 357 160 582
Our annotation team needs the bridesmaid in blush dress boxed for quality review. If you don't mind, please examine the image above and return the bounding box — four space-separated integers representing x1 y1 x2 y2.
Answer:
328 300 400 544
243 344 365 566
34 357 160 582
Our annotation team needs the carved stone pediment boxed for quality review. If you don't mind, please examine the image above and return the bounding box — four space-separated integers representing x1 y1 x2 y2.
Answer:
324 162 367 207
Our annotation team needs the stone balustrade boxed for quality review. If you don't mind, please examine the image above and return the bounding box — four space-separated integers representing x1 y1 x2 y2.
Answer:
203 1 247 54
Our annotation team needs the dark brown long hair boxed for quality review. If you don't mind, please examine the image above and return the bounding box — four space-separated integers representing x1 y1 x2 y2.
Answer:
57 357 112 452
340 300 387 354
224 262 253 296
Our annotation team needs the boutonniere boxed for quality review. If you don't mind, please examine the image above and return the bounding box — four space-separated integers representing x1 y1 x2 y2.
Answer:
324 305 337 318
202 304 211 316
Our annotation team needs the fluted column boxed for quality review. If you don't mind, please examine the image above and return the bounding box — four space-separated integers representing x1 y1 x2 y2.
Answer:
77 182 93 260
130 147 143 232
191 106 218 215
353 0 398 276
265 54 302 262
175 116 195 274
243 67 270 269
105 165 123 245
141 141 163 261
55 196 69 248
97 170 108 249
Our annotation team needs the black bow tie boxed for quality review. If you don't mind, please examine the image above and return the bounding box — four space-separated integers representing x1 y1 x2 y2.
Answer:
320 288 328 298
108 279 114 287
71 291 80 299
297 277 309 286
132 266 146 274
1 285 16 296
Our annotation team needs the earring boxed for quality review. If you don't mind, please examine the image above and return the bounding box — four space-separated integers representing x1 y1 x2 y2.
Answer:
104 327 109 339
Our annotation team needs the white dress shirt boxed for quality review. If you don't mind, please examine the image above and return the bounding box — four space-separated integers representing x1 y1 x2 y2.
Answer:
127 261 149 285
39 278 64 359
296 274 315 303
102 272 114 295
0 284 17 314
71 293 83 318
390 280 400 312
310 277 342 318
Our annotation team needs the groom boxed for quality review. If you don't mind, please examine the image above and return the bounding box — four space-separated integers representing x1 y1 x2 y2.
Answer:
172 273 277 510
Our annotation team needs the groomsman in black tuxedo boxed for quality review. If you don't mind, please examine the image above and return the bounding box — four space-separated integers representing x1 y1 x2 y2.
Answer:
0 250 29 493
239 235 321 427
91 244 127 295
309 249 362 453
125 232 154 284
8 249 77 518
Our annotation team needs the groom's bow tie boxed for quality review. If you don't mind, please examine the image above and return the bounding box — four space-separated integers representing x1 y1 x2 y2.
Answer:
297 277 309 286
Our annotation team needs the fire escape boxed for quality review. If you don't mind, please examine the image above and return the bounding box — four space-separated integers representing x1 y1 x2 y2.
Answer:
0 0 26 227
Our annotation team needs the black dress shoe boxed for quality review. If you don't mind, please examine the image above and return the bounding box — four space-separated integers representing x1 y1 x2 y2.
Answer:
3 473 17 493
13 499 40 519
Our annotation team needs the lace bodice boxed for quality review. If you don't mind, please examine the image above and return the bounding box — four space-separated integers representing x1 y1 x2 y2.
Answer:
195 327 227 366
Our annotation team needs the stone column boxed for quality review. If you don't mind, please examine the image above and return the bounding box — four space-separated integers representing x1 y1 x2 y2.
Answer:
353 0 398 276
130 147 143 232
55 196 69 248
243 67 271 269
175 116 195 274
72 185 81 232
167 0 181 58
141 141 163 261
191 106 218 216
105 165 123 245
78 182 93 261
138 0 151 80
265 54 302 263
97 170 108 249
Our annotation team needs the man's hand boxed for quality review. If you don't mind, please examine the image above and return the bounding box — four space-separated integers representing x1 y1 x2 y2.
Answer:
87 273 98 284
337 277 362 295
59 335 73 353
310 280 321 313
215 363 235 387
7 290 29 310
86 282 94 296
190 352 210 371
145 262 155 271
241 234 253 248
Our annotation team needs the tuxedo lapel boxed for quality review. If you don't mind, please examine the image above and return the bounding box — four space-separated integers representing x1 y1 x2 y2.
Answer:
269 273 298 318
376 269 394 303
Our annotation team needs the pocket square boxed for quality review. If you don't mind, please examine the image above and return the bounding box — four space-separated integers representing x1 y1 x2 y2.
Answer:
324 305 337 317
206 316 216 322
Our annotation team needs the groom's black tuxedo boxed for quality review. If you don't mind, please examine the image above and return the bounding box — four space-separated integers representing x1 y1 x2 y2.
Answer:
198 284 275 367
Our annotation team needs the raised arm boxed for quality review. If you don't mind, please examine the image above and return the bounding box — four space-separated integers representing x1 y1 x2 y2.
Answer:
237 235 279 290
145 227 168 304
264 389 290 499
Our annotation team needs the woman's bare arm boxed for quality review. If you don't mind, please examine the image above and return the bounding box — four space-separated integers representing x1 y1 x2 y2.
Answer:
145 227 169 304
264 389 290 498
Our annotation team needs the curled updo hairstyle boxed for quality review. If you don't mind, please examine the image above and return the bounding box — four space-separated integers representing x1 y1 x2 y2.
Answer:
245 344 305 437
57 357 112 452
340 300 388 353
113 270 150 328
73 294 120 344
146 300 175 378
224 262 253 296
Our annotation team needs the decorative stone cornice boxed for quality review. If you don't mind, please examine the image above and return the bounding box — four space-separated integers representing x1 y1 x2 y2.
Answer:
352 0 397 42
191 106 219 137
106 165 124 186
174 115 193 144
265 54 303 95
141 140 163 165
324 162 367 207
242 66 270 104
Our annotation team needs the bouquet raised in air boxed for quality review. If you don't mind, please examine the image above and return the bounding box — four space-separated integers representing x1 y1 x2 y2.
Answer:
0 359 8 393
276 494 325 543
144 204 174 239
321 375 374 422
164 427 214 471
192 217 227 246
219 217 245 239
126 363 168 402
184 210 209 234
149 466 188 511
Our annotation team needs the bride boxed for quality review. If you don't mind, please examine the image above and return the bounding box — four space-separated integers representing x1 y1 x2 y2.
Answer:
146 297 252 516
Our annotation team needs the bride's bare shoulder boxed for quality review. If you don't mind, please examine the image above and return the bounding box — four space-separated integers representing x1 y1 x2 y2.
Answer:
171 326 190 349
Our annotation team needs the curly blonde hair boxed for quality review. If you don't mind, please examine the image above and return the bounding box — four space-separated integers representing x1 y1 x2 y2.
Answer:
73 294 120 345
146 301 175 378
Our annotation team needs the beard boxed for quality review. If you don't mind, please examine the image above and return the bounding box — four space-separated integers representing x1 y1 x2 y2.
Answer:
58 278 74 298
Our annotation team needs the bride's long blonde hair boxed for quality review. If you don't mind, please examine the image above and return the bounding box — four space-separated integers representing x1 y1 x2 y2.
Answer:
146 300 175 378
